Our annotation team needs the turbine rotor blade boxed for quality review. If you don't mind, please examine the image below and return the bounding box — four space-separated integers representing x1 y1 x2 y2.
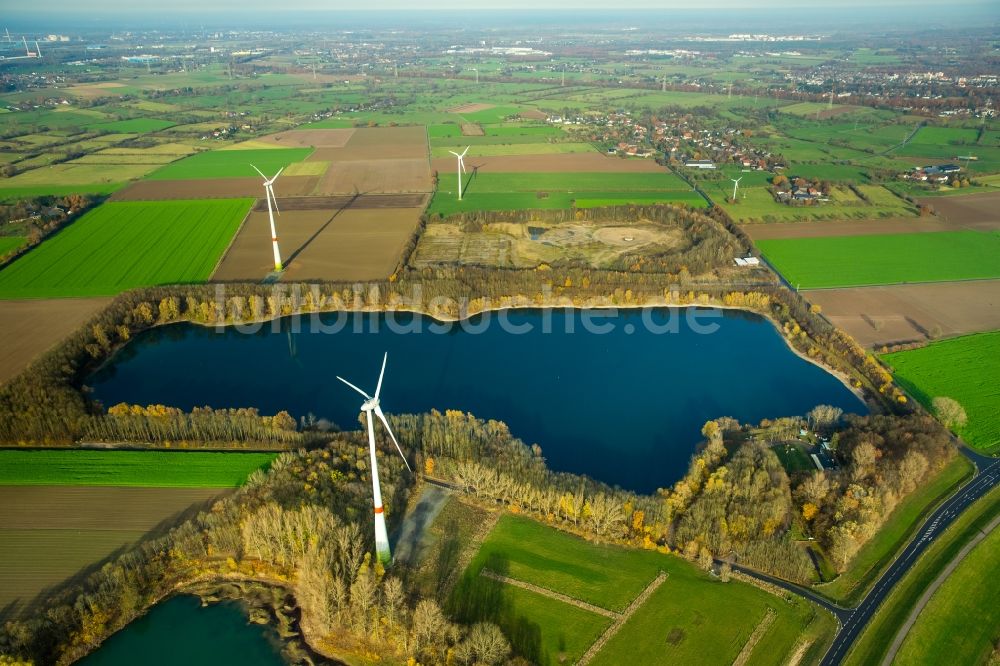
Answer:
460 159 466 174
337 376 371 400
374 352 387 401
250 164 267 180
461 146 470 158
270 166 284 182
375 405 412 473
448 151 460 158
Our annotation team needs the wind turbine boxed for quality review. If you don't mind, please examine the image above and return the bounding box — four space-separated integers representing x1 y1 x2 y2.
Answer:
338 353 412 565
731 176 743 201
448 146 470 200
251 164 284 272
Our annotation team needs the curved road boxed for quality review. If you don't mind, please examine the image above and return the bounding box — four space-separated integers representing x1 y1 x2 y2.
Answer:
734 446 999 665
818 447 999 665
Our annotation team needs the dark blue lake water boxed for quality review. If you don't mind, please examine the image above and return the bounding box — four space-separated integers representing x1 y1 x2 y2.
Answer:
89 308 864 493
80 595 285 666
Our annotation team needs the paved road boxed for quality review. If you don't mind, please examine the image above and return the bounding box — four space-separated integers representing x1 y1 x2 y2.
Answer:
819 447 1000 665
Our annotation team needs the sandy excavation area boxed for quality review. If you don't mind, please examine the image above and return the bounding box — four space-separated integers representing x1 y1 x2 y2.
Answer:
805 280 1000 348
430 152 665 174
213 204 421 283
0 298 111 384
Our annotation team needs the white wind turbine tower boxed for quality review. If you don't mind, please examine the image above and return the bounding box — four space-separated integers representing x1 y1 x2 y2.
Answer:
448 146 470 200
731 176 743 201
251 164 284 272
338 353 412 565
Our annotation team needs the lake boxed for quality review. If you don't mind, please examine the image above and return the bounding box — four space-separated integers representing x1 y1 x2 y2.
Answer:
89 308 865 493
80 595 286 666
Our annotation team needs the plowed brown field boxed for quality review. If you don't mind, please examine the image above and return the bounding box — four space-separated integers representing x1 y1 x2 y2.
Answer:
110 176 318 200
0 297 111 384
213 206 421 282
0 486 226 619
805 280 1000 348
917 192 1000 230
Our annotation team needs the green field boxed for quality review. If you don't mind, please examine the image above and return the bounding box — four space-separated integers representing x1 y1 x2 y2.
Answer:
0 198 251 298
450 515 835 666
845 484 1000 666
0 450 275 487
0 236 27 256
882 332 1000 452
429 170 700 216
757 231 1000 289
893 522 1000 665
146 148 312 180
0 183 125 201
94 118 176 133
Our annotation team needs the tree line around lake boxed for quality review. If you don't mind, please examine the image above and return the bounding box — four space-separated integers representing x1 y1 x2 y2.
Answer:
0 403 961 665
0 254 910 446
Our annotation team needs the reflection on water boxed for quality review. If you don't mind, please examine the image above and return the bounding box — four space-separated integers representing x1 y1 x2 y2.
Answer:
89 308 865 493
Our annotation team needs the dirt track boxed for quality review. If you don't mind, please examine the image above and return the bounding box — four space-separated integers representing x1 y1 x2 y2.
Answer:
805 280 1000 348
0 297 111 384
213 207 421 282
110 176 318 201
430 152 664 174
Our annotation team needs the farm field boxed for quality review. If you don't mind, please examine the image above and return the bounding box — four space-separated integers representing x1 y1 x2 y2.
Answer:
0 485 225 620
145 148 313 180
430 152 665 174
93 118 175 133
213 202 422 282
0 450 277 487
742 217 959 240
1 162 158 186
0 199 252 298
0 297 112 383
717 185 916 224
110 176 318 200
0 236 27 255
917 191 1000 230
757 231 1000 289
804 280 1000 348
428 170 700 216
429 141 596 158
449 515 835 666
892 524 1000 666
881 332 1000 453
843 484 1000 666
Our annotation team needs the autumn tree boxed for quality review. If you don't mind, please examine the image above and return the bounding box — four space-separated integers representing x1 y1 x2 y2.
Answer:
932 397 967 430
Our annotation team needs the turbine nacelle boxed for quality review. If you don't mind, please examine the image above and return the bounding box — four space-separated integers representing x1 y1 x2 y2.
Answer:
337 353 412 474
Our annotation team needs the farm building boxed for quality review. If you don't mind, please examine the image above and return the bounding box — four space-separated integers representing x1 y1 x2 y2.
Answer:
684 159 716 169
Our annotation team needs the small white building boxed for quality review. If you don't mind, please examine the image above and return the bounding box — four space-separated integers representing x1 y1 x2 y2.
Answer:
685 159 716 169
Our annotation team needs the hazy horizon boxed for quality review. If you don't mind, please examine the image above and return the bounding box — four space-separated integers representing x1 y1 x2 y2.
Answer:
2 2 997 33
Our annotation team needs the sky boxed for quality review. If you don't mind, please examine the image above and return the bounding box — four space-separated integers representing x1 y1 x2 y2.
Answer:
6 0 998 10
